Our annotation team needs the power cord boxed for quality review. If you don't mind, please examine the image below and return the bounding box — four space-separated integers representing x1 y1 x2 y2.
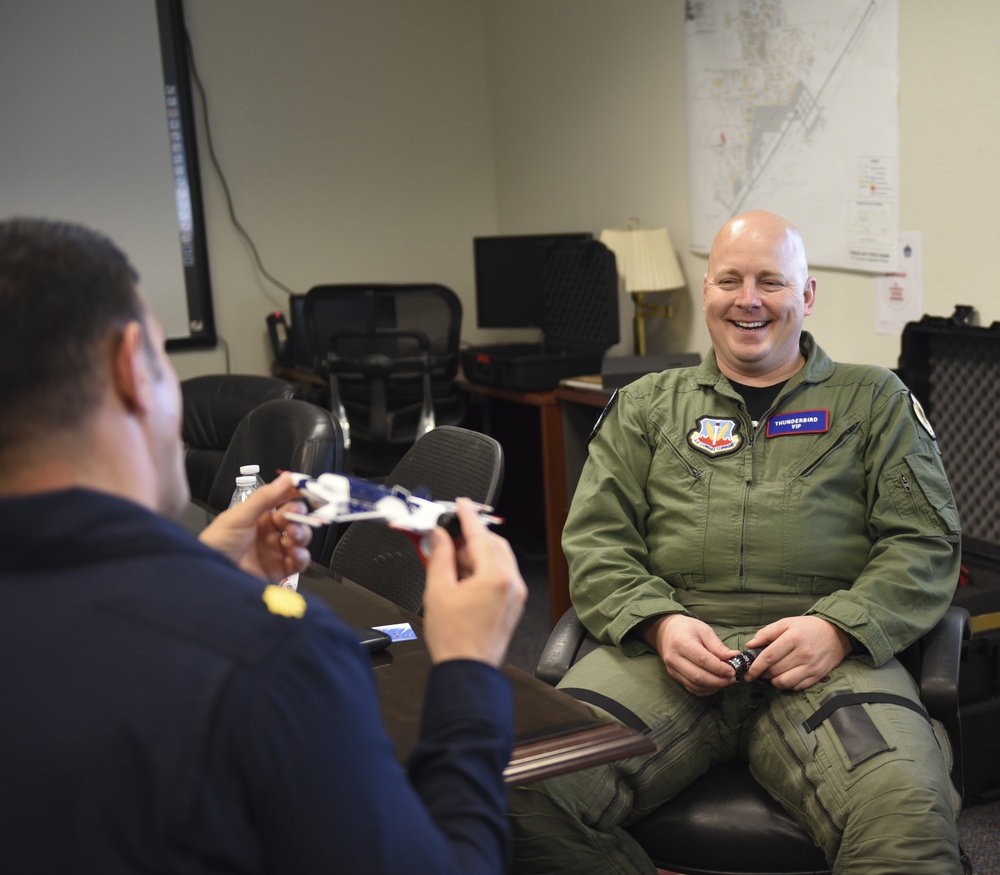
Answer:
215 334 231 374
183 28 298 307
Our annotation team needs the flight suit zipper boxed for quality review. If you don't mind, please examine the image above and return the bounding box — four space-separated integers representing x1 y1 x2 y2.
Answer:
662 436 702 482
737 416 759 591
766 702 844 837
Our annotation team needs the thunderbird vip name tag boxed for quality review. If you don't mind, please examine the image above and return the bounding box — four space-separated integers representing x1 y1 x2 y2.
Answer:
766 409 830 438
687 416 742 457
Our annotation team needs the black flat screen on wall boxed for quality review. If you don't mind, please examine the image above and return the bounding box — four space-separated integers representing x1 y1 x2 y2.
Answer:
0 0 215 349
473 233 592 329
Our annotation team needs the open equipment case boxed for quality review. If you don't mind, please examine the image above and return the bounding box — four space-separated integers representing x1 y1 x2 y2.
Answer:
896 307 1000 802
461 238 620 392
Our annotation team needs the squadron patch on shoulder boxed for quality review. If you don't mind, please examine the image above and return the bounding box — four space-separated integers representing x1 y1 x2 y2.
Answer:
687 416 743 457
587 389 619 446
910 393 936 439
262 584 307 618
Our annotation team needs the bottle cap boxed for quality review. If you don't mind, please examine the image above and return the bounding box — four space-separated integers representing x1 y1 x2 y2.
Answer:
235 475 257 486
240 464 261 475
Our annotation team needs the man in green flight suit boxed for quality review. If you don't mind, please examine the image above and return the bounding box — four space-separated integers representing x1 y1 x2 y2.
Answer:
510 210 965 874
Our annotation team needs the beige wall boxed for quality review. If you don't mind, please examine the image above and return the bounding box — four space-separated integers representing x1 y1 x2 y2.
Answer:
170 0 1000 379
482 0 690 358
172 0 500 378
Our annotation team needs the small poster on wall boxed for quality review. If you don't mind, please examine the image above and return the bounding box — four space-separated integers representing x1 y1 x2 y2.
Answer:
874 231 922 335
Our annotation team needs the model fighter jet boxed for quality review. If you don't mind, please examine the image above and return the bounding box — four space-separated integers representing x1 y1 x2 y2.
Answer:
282 472 502 560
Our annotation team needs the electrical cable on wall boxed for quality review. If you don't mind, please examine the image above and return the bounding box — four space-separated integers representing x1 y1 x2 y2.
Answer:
215 334 231 374
183 29 298 308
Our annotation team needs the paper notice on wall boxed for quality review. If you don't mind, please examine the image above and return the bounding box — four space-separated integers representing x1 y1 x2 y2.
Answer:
874 231 922 335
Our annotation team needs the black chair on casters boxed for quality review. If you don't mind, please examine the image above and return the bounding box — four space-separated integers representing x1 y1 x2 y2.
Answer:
329 426 503 615
181 374 300 505
303 284 465 480
536 604 972 875
209 398 345 565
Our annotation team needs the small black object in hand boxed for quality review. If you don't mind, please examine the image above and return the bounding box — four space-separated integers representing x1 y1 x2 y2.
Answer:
727 646 765 681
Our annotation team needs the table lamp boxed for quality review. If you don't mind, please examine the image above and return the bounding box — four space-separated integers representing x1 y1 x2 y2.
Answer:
599 220 686 355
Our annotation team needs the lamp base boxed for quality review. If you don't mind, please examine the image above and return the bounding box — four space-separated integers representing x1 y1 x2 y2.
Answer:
632 291 674 356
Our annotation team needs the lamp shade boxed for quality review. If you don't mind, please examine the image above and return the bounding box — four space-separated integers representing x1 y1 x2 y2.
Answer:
599 225 685 293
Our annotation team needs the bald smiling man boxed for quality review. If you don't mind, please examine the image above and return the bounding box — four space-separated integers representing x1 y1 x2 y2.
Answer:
510 210 966 875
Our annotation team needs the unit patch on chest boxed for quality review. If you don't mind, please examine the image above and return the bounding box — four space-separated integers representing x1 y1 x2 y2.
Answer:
687 416 743 457
766 409 830 438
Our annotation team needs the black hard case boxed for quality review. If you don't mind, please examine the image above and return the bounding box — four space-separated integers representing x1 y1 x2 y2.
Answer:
897 311 1000 801
462 239 620 392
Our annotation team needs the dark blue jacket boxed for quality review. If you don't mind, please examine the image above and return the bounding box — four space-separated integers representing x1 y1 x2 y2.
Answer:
0 489 513 873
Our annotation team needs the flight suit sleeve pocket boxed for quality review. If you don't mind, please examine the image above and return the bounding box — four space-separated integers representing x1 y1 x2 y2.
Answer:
884 454 961 535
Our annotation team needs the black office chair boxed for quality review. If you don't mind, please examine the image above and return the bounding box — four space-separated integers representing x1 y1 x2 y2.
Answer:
537 604 972 875
209 398 345 564
329 426 504 614
181 374 301 505
303 284 466 479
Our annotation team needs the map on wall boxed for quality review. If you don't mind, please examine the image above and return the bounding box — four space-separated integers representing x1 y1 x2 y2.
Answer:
684 0 899 271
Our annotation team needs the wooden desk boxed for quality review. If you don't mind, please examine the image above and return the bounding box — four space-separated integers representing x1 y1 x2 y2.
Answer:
298 564 654 785
458 380 570 624
182 503 651 785
272 363 324 391
554 382 615 499
460 379 615 625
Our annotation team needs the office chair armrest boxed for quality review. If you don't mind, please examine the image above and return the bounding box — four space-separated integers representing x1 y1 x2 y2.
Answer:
917 604 971 800
919 605 971 716
536 607 590 687
539 605 972 703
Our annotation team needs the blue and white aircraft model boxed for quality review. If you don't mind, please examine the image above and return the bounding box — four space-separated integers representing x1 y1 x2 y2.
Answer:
283 472 502 540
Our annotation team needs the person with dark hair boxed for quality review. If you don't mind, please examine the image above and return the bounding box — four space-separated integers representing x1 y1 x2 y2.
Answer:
510 211 965 874
0 217 527 873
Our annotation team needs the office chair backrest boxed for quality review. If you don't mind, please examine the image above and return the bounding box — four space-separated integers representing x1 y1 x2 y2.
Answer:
181 374 301 505
209 399 344 565
209 397 344 509
305 284 461 377
303 284 465 478
330 426 504 614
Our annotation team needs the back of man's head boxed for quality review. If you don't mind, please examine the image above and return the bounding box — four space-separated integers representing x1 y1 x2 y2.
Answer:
0 218 142 455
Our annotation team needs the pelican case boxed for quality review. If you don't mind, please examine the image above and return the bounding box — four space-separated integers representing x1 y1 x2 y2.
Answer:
462 239 620 392
896 308 1000 801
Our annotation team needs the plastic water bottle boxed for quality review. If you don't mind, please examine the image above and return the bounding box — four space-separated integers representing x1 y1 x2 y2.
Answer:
240 464 266 490
228 468 298 591
229 474 259 508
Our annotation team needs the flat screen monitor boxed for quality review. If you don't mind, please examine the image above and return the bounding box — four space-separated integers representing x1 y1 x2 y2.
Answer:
473 233 592 329
0 0 214 349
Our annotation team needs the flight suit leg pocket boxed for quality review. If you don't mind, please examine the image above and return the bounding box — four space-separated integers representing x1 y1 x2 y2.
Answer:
803 690 926 789
823 700 893 768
